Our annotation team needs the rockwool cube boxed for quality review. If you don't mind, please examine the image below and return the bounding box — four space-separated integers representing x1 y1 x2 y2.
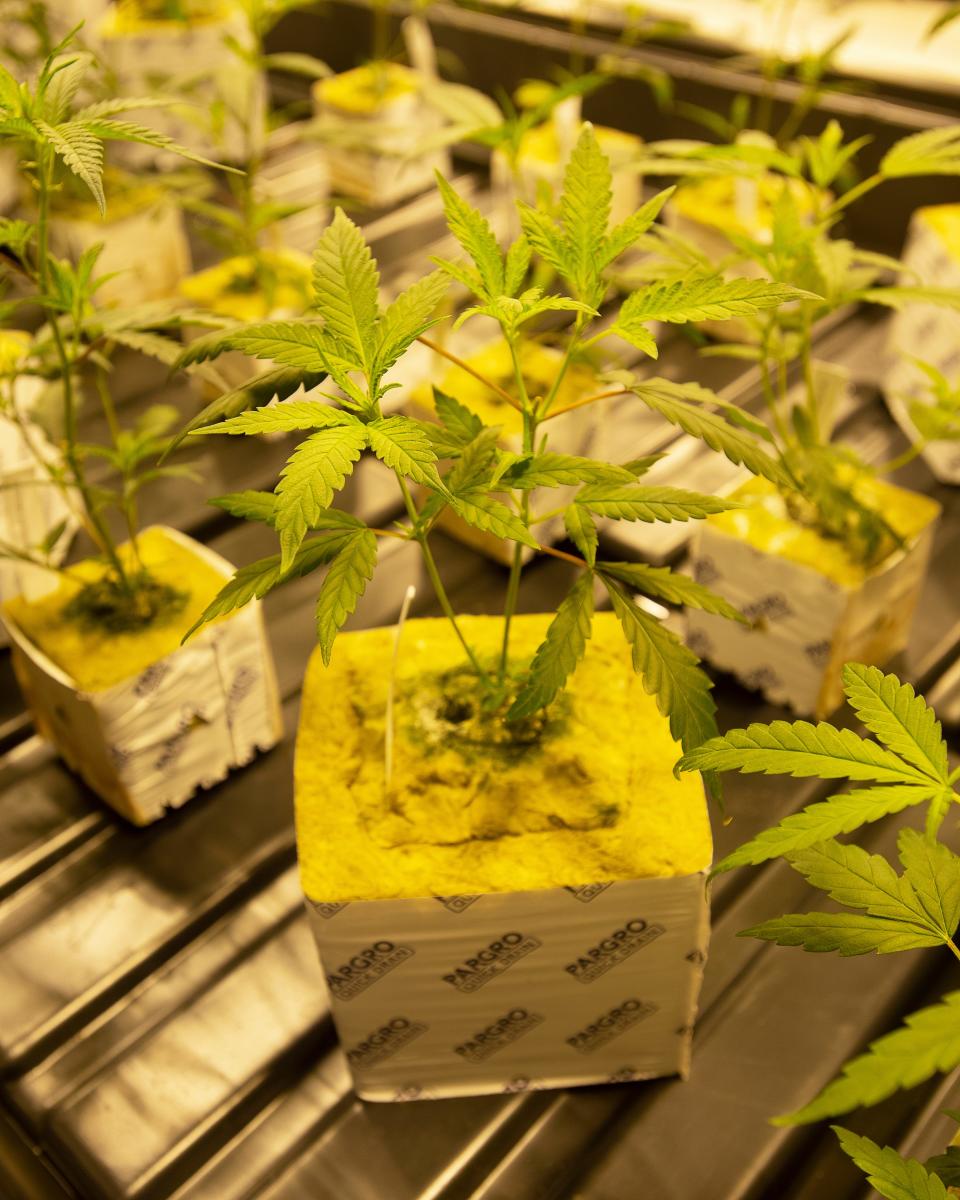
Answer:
3 527 282 825
885 204 960 484
295 614 712 1100
686 479 940 718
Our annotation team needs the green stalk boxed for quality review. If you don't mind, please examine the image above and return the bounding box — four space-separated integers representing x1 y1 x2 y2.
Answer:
823 172 883 221
499 335 535 682
36 149 129 591
396 473 493 688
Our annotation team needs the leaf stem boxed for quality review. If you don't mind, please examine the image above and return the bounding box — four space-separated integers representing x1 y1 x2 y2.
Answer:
498 337 535 682
417 335 522 412
395 472 494 688
823 172 883 221
541 387 630 422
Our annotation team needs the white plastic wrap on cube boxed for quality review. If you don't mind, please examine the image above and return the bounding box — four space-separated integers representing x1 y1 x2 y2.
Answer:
51 201 191 308
98 6 262 165
3 528 283 825
0 382 77 647
686 515 937 718
313 82 449 208
257 124 330 256
306 872 709 1101
885 207 960 485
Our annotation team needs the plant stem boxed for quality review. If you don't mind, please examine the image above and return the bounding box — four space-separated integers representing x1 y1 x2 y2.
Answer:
823 172 883 221
395 472 493 687
498 338 534 682
948 938 960 966
36 149 129 591
417 335 522 411
541 387 630 422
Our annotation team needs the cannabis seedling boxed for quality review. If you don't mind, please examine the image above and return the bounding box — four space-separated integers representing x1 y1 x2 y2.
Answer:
0 38 234 626
175 126 806 763
642 120 960 567
680 663 960 1196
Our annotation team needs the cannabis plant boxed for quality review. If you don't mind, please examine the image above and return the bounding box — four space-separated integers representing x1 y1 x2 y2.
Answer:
679 663 960 1197
182 0 329 292
173 126 807 765
0 38 233 626
639 120 960 567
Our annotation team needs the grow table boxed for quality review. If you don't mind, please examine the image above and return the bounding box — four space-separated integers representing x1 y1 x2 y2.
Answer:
0 303 957 1200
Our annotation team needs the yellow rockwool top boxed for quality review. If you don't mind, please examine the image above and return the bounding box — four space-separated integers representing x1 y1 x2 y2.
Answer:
314 63 420 116
102 0 229 35
410 340 597 437
0 330 29 372
295 612 712 903
519 121 640 168
4 528 227 692
918 204 960 263
178 250 312 320
673 174 814 238
709 477 940 588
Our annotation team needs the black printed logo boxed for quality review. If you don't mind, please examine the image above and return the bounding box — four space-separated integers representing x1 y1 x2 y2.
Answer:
346 1017 427 1069
227 665 257 712
564 882 612 904
454 1008 544 1062
442 931 542 992
133 660 171 697
564 918 664 983
567 998 657 1053
804 639 832 667
325 940 415 1000
435 894 480 913
311 900 349 920
742 593 794 625
743 666 782 693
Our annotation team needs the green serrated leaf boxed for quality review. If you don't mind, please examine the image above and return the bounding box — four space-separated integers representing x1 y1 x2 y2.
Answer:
628 379 791 487
841 663 949 783
210 490 279 526
833 1127 948 1200
193 400 357 437
600 186 675 269
786 839 931 926
516 202 569 278
605 577 718 755
598 562 745 622
503 235 531 295
881 126 960 179
502 454 636 490
677 721 933 784
432 387 484 446
35 118 104 212
741 911 945 956
435 172 503 300
315 529 377 665
713 785 937 874
560 124 612 299
564 504 598 566
312 208 380 370
366 415 443 488
508 572 594 720
375 270 450 377
449 491 538 548
182 533 355 640
578 484 738 523
275 424 368 569
619 275 812 327
898 828 960 937
781 993 960 1125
